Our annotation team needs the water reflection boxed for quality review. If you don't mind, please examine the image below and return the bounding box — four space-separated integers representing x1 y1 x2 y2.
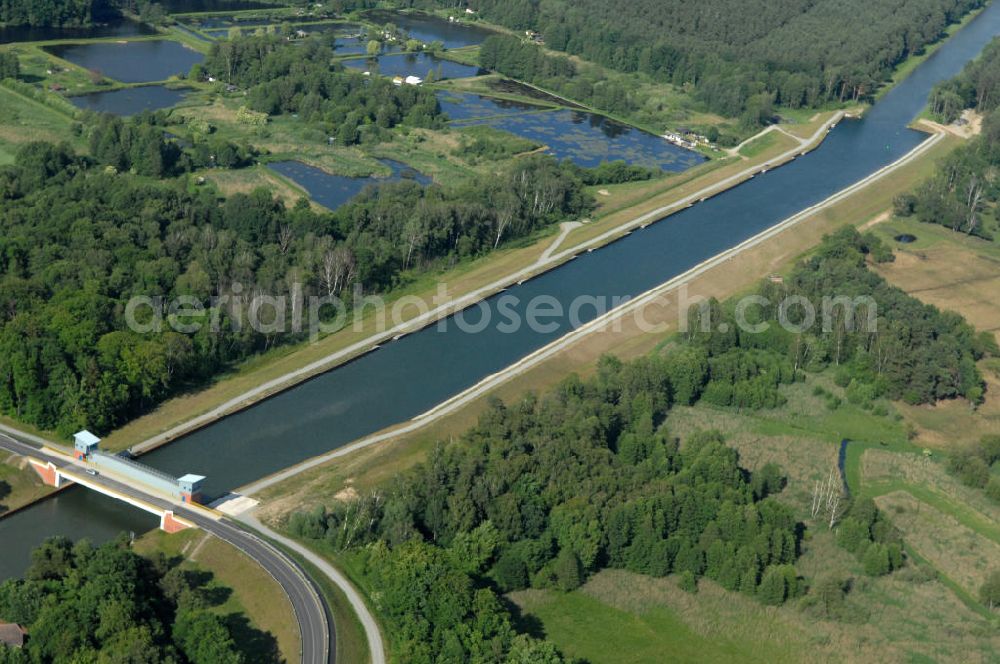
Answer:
343 52 484 80
69 85 191 115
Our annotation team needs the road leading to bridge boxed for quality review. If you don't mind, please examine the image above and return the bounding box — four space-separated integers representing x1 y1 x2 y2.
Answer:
0 434 332 664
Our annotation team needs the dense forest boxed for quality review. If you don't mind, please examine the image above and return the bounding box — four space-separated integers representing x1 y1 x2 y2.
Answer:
415 0 984 122
87 112 256 177
202 34 442 145
929 36 1000 121
0 0 111 27
290 364 802 662
708 227 992 406
0 142 590 435
0 537 260 663
900 36 1000 237
286 228 989 661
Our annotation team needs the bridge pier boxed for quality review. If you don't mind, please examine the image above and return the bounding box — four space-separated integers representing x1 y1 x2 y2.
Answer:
28 460 67 488
28 458 195 533
160 511 191 533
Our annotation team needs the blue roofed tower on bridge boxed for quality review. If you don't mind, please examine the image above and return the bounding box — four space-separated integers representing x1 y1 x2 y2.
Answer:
73 430 100 461
178 474 206 504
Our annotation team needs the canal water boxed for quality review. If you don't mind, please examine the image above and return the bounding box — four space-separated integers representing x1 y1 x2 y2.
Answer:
3 3 1000 579
267 159 432 211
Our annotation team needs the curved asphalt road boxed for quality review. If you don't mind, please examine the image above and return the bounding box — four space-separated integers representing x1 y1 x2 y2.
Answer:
0 434 332 664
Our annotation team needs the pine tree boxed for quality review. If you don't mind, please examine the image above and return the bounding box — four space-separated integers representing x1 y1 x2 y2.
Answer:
554 548 583 592
757 566 787 605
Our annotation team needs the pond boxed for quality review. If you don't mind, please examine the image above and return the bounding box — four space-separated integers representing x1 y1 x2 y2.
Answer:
45 40 205 84
487 78 586 109
267 158 431 211
895 234 918 243
364 10 496 49
441 91 704 171
68 85 192 115
343 52 484 80
0 19 156 45
437 90 551 121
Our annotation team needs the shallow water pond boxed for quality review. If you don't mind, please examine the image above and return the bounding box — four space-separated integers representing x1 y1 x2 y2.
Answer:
441 91 704 170
268 158 431 211
0 19 155 44
69 85 191 115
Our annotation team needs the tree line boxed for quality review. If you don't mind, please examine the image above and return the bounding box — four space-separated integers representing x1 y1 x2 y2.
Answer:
0 0 113 27
433 0 984 124
289 357 802 662
0 141 590 435
900 39 1000 238
697 228 992 407
478 34 642 120
87 112 257 178
929 36 1000 122
202 34 443 145
0 536 268 663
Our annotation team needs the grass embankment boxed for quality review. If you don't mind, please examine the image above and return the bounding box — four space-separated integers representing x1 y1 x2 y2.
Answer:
291 553 370 664
134 529 301 663
0 454 53 516
0 82 80 162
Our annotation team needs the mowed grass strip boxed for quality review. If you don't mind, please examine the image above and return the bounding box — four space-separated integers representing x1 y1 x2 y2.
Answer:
0 84 79 158
509 579 799 664
876 490 1000 598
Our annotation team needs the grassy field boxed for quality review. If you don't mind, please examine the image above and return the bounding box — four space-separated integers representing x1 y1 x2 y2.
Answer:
738 129 794 158
0 83 80 159
867 214 1000 447
0 454 53 515
134 529 301 663
510 578 798 664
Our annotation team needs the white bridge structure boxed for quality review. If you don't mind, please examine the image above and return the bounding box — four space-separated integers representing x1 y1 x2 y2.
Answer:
26 430 211 533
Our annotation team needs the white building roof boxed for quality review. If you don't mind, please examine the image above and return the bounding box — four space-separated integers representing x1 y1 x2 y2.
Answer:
178 474 206 484
74 430 101 446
